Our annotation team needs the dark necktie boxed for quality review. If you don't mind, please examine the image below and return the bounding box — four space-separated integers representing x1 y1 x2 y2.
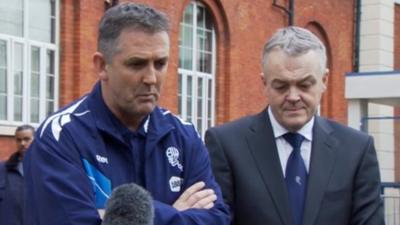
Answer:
283 132 307 225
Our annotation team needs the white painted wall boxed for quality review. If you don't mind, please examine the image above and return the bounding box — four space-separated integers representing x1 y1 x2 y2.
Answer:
358 0 395 183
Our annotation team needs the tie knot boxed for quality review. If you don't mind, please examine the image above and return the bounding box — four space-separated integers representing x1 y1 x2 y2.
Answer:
283 132 305 149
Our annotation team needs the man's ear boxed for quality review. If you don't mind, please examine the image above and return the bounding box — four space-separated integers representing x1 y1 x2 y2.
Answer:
260 72 267 86
322 68 329 91
93 52 108 81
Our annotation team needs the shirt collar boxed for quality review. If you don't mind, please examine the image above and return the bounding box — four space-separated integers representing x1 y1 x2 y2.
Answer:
267 107 314 141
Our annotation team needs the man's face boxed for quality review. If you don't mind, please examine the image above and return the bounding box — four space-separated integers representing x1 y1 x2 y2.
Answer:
15 129 34 153
263 48 328 132
98 29 170 122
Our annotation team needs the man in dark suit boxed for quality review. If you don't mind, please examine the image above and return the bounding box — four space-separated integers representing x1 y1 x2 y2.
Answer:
205 26 384 225
0 124 35 225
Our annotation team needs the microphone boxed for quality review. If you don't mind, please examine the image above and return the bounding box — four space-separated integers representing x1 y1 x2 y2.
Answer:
101 183 154 225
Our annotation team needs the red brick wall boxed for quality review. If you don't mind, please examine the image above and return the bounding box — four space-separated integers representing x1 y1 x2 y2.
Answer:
0 136 15 161
0 0 355 159
59 0 104 106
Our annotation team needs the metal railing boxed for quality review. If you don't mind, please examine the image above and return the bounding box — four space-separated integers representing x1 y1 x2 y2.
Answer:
381 182 400 225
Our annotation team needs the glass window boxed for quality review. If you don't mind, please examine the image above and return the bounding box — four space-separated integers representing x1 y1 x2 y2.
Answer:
0 0 24 37
0 0 58 125
178 2 216 137
29 0 54 43
0 40 6 120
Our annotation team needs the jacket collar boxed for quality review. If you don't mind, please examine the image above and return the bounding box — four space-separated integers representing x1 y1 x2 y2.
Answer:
6 151 22 170
88 82 174 145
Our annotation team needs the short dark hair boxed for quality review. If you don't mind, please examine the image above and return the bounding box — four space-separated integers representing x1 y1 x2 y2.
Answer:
15 124 35 134
98 3 170 63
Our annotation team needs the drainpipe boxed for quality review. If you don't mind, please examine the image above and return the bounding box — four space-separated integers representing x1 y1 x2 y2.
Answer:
353 0 361 72
272 0 295 26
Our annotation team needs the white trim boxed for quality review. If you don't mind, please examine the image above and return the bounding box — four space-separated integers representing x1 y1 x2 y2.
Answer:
0 0 59 135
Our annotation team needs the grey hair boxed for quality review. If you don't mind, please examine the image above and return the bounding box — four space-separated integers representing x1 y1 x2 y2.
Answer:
15 124 35 134
262 26 327 75
98 3 170 63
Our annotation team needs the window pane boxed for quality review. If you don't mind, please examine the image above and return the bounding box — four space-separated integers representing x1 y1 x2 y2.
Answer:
187 76 192 120
14 96 22 121
46 100 54 116
0 69 6 93
205 7 213 30
14 43 23 72
197 5 205 29
0 40 6 67
14 72 23 95
47 50 54 74
31 74 40 97
29 0 52 42
0 96 6 120
50 0 56 43
205 31 212 52
46 50 55 99
197 99 202 118
197 29 205 51
204 52 212 73
197 52 212 73
0 0 23 36
182 25 193 48
0 40 6 94
197 118 202 134
178 73 182 115
31 47 40 72
208 79 212 98
208 79 212 118
46 76 54 99
197 51 202 72
181 48 192 70
30 99 39 122
197 77 203 97
183 4 193 24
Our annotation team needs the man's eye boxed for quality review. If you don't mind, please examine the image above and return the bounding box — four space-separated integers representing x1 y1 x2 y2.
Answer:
273 84 287 91
299 83 310 89
155 59 167 70
298 81 315 90
127 61 146 69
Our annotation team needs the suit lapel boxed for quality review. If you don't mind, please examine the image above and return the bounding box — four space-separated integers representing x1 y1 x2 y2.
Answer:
303 116 337 225
246 109 292 225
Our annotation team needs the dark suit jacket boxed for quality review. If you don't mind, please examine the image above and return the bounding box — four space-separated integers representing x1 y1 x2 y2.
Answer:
0 152 24 225
205 108 384 225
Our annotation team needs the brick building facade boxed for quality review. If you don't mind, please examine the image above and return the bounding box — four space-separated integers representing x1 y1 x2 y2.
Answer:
0 0 355 160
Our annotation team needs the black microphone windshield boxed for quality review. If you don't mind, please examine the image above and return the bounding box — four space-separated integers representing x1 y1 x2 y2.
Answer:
102 183 154 225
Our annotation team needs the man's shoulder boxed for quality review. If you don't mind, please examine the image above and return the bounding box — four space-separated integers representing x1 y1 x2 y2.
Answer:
37 95 93 142
208 113 259 135
154 107 198 135
317 116 370 142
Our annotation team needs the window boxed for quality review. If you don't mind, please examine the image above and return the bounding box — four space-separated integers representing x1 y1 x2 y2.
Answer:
0 0 58 126
178 2 216 137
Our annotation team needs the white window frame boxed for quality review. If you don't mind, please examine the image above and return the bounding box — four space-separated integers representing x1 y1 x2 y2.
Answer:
0 0 59 135
178 1 216 137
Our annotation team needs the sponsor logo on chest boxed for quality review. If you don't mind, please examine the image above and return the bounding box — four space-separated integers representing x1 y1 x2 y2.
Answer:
96 154 108 164
169 176 184 192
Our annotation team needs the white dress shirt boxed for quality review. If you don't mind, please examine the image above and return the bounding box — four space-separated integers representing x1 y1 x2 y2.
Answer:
268 107 314 177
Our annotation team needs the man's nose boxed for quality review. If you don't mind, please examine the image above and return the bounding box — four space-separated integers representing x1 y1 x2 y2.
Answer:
286 87 301 102
143 65 157 84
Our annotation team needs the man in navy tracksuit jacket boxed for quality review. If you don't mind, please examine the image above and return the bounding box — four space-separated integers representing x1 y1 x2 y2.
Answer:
23 3 229 225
